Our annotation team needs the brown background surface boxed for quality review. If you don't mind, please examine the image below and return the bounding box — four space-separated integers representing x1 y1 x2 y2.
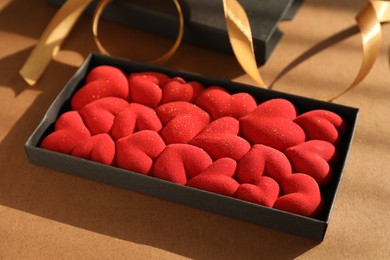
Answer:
1 0 389 259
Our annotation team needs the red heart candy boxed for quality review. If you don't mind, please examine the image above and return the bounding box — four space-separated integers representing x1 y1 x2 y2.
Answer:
247 98 297 119
196 86 257 120
273 174 323 218
235 176 280 207
162 77 204 104
40 111 91 154
71 66 129 110
128 72 170 108
153 144 212 185
187 174 240 197
190 117 250 160
198 157 237 178
79 97 129 135
236 144 292 184
294 109 347 146
111 103 162 140
71 133 115 165
239 99 305 151
116 130 166 175
156 102 210 144
284 140 337 187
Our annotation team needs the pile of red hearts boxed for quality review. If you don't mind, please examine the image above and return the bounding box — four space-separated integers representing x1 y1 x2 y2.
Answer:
41 65 347 218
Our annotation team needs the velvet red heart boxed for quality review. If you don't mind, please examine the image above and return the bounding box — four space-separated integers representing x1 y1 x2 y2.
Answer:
71 65 129 110
196 86 257 120
235 176 280 207
161 77 204 104
190 117 251 160
156 101 210 144
273 174 323 217
294 109 347 146
197 157 237 177
236 144 292 184
239 99 306 151
111 103 162 140
79 97 129 135
128 72 170 108
71 133 115 165
116 130 166 175
153 144 213 185
40 111 91 154
284 140 337 187
187 174 240 197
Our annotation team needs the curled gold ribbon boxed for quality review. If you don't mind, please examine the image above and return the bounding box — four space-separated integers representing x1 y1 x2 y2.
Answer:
19 0 390 103
329 0 390 101
19 0 93 85
222 0 267 88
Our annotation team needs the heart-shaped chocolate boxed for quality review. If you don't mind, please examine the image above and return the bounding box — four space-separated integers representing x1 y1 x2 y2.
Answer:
235 176 280 207
273 174 323 217
294 109 347 146
162 77 204 104
190 117 251 160
79 97 129 135
197 157 237 177
156 101 210 144
71 133 115 165
111 103 162 140
187 174 240 197
196 86 257 120
240 99 306 151
284 140 337 187
116 130 166 175
71 65 129 110
153 144 213 184
40 111 91 154
236 144 292 184
128 72 170 108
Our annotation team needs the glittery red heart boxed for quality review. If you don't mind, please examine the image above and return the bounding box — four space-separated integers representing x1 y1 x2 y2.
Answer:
71 133 115 165
240 99 306 151
294 109 347 146
273 174 323 217
40 111 91 154
128 72 170 108
116 130 166 175
153 144 212 184
196 86 257 120
162 77 204 104
284 140 337 187
156 101 210 144
71 65 129 110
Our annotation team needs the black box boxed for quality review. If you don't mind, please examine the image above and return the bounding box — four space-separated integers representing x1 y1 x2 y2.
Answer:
25 53 358 241
48 0 303 64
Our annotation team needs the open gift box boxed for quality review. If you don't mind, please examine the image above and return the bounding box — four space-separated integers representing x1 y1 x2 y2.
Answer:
25 53 358 241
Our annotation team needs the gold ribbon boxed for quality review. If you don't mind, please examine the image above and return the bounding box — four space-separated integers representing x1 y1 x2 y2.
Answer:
19 0 93 86
92 0 184 64
329 0 390 101
222 0 267 88
19 0 390 102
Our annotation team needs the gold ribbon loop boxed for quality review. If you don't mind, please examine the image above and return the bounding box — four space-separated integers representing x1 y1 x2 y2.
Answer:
92 0 184 65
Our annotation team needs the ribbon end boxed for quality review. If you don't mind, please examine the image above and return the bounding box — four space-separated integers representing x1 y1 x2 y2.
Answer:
19 69 38 86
